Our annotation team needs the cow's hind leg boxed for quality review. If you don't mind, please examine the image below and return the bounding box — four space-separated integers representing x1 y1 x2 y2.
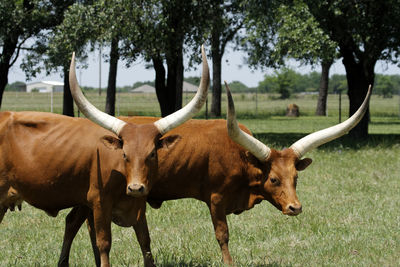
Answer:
210 194 234 266
58 206 91 267
133 203 155 267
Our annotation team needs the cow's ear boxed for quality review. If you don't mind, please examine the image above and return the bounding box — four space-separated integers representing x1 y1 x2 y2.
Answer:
296 158 312 171
158 135 181 150
101 135 123 150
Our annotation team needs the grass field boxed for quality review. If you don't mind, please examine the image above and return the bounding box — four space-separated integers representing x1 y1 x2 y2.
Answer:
0 92 399 266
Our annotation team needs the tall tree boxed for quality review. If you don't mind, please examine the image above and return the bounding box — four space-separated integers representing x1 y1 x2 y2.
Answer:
0 0 74 108
208 0 244 117
121 0 208 117
244 0 337 115
86 0 129 116
92 0 141 116
304 0 400 138
21 2 95 116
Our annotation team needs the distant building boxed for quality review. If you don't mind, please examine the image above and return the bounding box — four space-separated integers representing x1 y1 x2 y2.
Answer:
130 82 197 94
26 81 64 93
130 84 156 93
183 81 198 92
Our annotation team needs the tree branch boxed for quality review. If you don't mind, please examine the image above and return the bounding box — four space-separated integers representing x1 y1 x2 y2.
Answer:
9 36 30 67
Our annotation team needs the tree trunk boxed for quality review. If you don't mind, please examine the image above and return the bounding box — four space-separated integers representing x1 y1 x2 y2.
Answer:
63 66 74 117
0 63 9 109
174 49 183 111
341 50 374 139
165 46 183 116
0 36 19 108
105 37 119 116
165 60 178 115
153 56 168 117
211 32 222 118
315 59 333 116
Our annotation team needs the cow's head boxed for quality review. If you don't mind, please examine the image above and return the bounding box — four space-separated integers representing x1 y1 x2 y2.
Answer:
69 46 209 197
225 82 371 216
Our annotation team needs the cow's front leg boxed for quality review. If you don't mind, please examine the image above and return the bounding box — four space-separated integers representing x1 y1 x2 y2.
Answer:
210 194 234 265
133 202 155 267
86 210 101 267
58 206 90 267
92 203 112 267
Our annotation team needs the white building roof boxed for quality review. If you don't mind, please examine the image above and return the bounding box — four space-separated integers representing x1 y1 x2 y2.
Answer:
27 80 64 86
26 80 64 93
183 81 197 92
130 84 156 93
130 82 197 93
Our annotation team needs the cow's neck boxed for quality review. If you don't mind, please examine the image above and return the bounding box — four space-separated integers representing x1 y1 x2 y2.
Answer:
226 158 266 215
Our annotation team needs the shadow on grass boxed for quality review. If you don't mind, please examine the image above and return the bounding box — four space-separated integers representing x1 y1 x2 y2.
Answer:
370 120 400 125
254 133 400 150
157 261 287 267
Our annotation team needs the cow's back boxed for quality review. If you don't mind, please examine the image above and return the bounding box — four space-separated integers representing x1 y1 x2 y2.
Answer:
0 111 122 214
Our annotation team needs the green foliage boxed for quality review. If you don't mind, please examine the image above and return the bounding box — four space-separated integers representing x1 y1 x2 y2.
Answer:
375 75 396 98
258 68 318 97
258 71 400 97
305 0 400 64
244 0 337 69
329 74 347 93
0 0 74 101
5 81 26 92
275 1 338 64
222 81 249 93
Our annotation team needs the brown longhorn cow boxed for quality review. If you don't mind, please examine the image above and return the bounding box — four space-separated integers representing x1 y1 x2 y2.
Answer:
57 84 372 266
0 47 209 267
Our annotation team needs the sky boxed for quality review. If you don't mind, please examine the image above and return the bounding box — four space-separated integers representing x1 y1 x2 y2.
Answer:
7 46 400 88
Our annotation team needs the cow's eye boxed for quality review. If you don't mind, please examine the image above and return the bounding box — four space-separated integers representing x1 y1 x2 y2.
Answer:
149 150 156 159
270 178 279 185
123 152 128 161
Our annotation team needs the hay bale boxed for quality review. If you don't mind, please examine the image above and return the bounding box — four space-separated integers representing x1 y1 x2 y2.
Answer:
286 103 300 117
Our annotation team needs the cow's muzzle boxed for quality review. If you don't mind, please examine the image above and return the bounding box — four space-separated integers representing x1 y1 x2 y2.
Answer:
283 203 302 216
126 183 148 197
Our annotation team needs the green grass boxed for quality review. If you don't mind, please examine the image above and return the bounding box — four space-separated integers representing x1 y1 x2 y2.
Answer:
0 92 399 266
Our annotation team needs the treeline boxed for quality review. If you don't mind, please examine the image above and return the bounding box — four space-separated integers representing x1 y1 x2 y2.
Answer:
257 69 400 98
9 71 400 99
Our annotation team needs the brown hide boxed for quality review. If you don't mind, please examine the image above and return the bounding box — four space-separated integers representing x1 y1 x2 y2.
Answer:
0 111 123 211
0 111 155 267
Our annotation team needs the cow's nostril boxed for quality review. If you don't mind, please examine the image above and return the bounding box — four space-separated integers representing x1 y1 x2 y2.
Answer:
138 185 144 193
289 205 302 213
127 184 146 195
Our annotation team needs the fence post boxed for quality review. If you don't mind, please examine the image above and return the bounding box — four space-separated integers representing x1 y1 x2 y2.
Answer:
50 89 53 113
255 87 258 116
338 89 342 123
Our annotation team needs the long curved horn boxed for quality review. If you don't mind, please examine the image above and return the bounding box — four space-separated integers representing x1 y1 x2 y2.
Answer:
69 53 127 136
154 45 210 135
290 85 372 158
225 81 271 161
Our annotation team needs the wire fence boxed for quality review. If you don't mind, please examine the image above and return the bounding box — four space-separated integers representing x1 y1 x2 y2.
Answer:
1 91 399 119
